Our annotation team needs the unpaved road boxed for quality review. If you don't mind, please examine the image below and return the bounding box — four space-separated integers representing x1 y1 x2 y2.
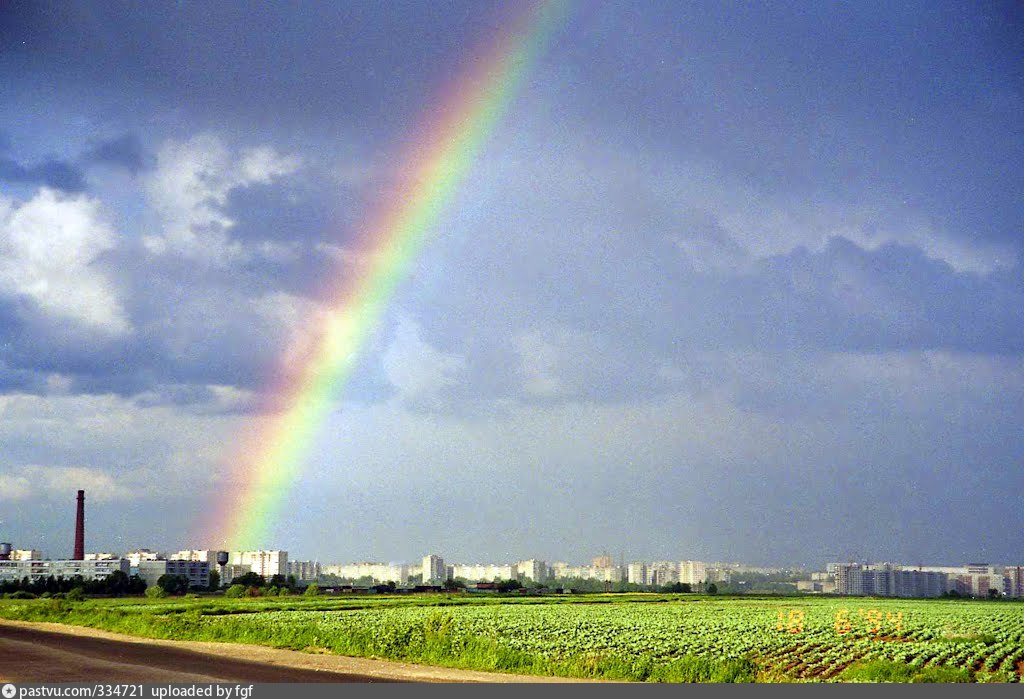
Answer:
0 620 591 683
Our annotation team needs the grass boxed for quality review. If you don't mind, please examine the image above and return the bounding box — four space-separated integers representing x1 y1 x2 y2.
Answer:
840 660 973 683
0 593 1020 683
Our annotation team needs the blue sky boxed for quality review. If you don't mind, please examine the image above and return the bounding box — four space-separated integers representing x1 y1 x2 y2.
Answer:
0 1 1021 568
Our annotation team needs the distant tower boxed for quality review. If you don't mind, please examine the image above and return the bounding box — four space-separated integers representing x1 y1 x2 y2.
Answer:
0 543 11 561
216 551 229 586
73 490 85 560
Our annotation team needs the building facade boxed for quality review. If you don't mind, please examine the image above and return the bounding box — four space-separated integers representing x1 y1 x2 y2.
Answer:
627 562 647 585
286 560 322 583
136 560 210 590
515 560 548 583
421 555 445 583
679 561 707 586
323 562 409 584
451 563 518 582
0 558 129 583
12 550 42 561
230 550 288 579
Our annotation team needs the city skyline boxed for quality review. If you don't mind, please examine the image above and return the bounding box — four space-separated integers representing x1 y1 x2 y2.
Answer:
0 2 1021 566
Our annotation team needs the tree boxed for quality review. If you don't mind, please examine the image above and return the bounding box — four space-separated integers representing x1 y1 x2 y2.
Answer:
707 583 718 595
208 570 220 591
304 583 320 597
105 570 130 596
233 572 266 588
145 585 168 598
66 587 86 602
496 579 522 593
157 574 190 595
988 588 1000 599
224 584 246 598
269 574 288 589
442 578 465 592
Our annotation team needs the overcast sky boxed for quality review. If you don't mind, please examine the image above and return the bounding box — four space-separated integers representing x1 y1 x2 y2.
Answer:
0 1 1021 568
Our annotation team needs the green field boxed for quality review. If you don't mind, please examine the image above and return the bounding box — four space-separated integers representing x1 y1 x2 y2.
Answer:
2 593 1022 682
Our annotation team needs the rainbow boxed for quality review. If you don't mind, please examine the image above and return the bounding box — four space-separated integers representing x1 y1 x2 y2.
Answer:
203 1 568 550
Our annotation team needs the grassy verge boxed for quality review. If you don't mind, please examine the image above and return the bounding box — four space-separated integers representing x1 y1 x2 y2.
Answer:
839 660 973 683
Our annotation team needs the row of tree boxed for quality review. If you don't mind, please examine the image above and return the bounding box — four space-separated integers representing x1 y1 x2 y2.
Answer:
0 571 147 597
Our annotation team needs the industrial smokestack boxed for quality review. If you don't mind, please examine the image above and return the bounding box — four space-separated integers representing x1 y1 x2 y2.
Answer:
74 490 85 560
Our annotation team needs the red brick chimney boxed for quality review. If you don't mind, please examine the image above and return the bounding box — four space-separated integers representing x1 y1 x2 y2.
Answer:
74 490 85 560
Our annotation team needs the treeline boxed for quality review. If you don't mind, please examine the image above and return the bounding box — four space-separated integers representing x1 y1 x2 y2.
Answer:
1 570 147 598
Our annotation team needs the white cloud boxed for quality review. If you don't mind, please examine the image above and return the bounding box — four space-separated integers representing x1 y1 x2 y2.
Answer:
143 133 302 265
0 473 32 501
382 316 466 407
0 188 130 333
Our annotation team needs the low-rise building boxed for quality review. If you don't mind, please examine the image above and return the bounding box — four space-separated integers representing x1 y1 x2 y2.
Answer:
12 549 42 561
84 552 118 561
0 558 129 583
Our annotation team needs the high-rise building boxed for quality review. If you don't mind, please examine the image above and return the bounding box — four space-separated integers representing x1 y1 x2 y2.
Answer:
286 560 322 583
137 560 210 590
516 559 548 583
627 562 647 585
835 563 950 598
422 554 445 583
230 550 288 579
679 561 707 586
648 561 678 586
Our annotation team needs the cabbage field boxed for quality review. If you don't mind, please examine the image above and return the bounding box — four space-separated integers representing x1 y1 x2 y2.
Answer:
2 594 1022 682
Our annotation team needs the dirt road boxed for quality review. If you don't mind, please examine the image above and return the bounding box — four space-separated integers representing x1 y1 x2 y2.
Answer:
0 620 589 683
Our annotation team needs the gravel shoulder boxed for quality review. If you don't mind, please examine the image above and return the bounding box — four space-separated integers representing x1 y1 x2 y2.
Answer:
0 618 602 683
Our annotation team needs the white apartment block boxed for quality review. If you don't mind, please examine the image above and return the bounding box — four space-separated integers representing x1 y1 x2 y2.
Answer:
451 563 518 582
84 552 118 561
286 560 322 582
627 562 647 585
648 561 679 586
0 558 129 583
230 550 288 578
1006 566 1024 598
136 560 210 590
550 563 624 583
221 563 251 586
679 561 707 586
12 550 42 561
516 559 548 583
125 549 163 567
323 562 409 584
422 555 445 583
170 550 218 563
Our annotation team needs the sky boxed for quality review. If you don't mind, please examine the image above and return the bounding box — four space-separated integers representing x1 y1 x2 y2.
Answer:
0 1 1021 569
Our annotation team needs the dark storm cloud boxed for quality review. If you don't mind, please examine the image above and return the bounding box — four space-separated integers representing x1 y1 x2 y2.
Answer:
84 134 150 172
0 155 85 191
